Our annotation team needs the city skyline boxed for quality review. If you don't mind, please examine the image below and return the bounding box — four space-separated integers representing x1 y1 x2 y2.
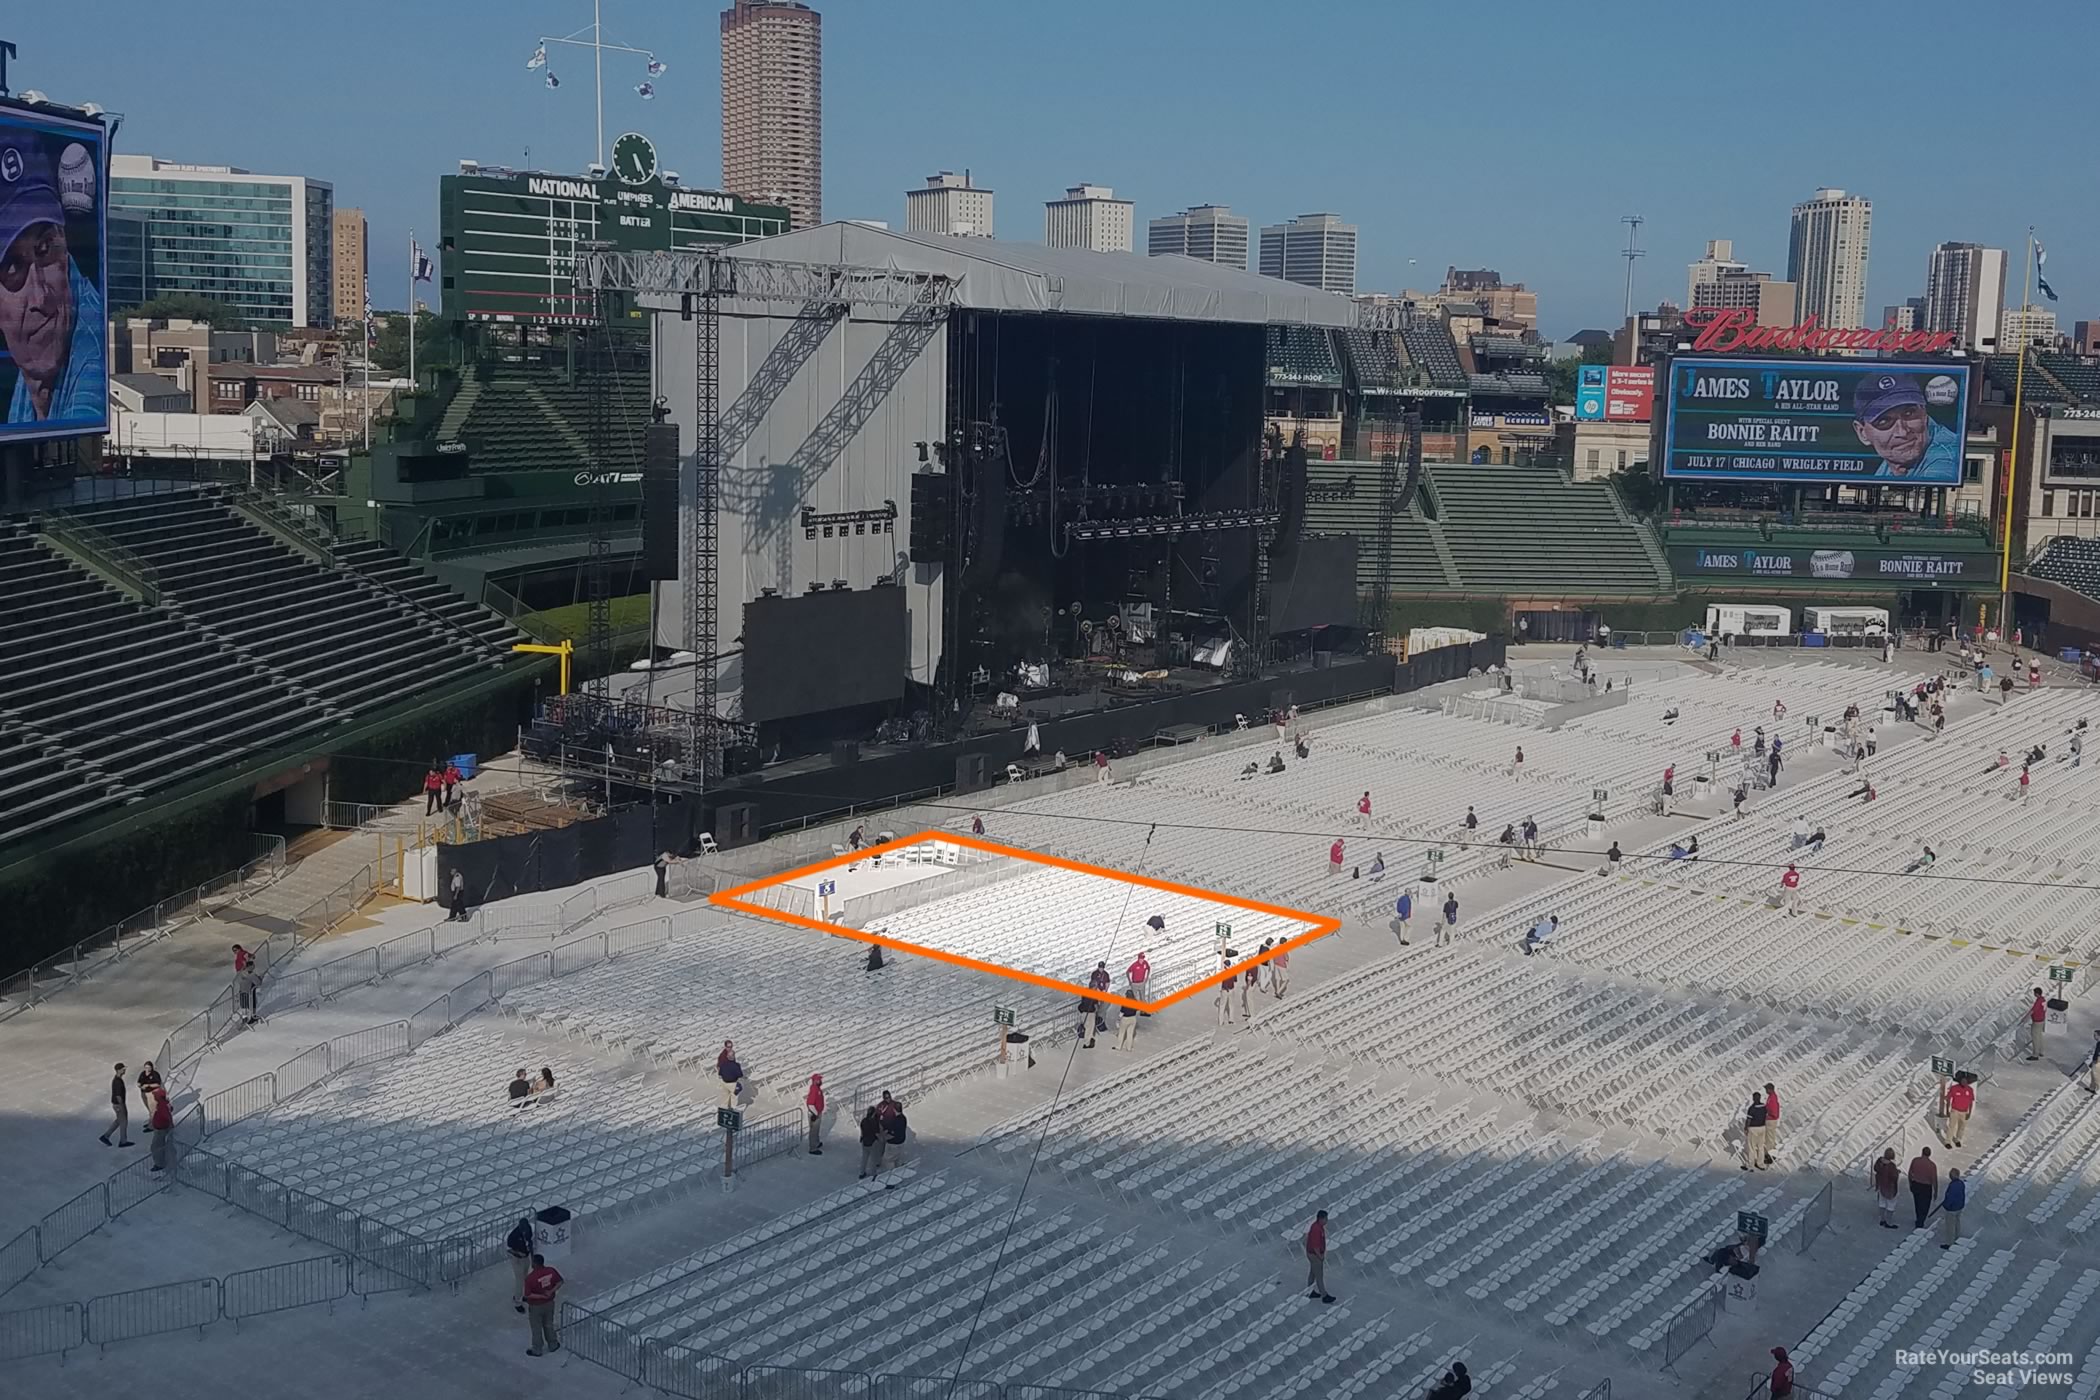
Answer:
12 0 2094 334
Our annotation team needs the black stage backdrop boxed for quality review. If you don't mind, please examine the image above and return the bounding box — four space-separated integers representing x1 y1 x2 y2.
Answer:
743 587 910 722
439 798 697 905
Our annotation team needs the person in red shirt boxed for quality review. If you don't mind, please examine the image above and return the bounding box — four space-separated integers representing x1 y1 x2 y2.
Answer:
1731 727 1742 753
1304 1209 1333 1303
2019 766 2032 804
1093 750 1110 785
232 943 250 975
1761 1082 1781 1166
1779 864 1802 916
805 1074 825 1155
2028 987 2048 1061
1328 838 1345 876
1272 945 1291 999
147 1087 175 1173
1945 1077 1975 1147
1357 792 1371 817
1126 951 1151 1007
443 761 462 808
1770 1346 1794 1398
523 1253 563 1355
423 767 443 815
1215 954 1238 1026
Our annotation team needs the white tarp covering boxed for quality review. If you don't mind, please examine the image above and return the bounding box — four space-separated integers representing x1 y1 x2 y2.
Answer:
108 411 260 457
726 224 1358 327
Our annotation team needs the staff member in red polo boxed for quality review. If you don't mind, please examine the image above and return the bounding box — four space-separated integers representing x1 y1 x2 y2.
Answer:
1945 1076 1975 1147
1760 1082 1781 1166
1779 864 1802 916
2028 987 2048 1061
1126 950 1151 1008
523 1253 563 1356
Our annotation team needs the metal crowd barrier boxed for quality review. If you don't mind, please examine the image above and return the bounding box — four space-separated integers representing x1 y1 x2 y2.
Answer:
1659 1282 1722 1371
0 1250 397 1361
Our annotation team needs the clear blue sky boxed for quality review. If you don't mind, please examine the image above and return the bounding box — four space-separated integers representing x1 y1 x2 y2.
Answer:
18 0 2096 336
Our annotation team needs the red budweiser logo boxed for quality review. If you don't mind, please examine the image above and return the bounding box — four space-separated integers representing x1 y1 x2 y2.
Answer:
1685 308 1958 356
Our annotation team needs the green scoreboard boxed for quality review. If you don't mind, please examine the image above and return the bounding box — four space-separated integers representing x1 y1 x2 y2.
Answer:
439 137 790 326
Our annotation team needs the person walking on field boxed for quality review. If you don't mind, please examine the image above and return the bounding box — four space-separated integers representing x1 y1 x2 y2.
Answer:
805 1074 825 1155
1779 864 1802 916
1945 1076 1975 1146
1907 1147 1938 1229
1358 791 1371 817
1271 945 1290 998
523 1253 563 1355
423 766 443 815
100 1061 133 1147
716 1041 744 1108
505 1216 534 1312
1394 888 1414 945
1216 960 1239 1026
1940 1169 1966 1247
1872 1147 1901 1228
1328 838 1345 877
1439 891 1459 947
2028 987 2049 1061
1304 1210 1335 1303
1115 997 1139 1050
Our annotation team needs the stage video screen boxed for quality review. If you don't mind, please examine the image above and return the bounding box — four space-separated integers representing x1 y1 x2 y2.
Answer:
1269 535 1359 635
0 102 108 443
742 586 909 722
1661 357 1969 485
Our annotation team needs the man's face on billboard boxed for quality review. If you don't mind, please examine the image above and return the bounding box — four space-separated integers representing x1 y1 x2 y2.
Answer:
1856 402 1928 469
0 219 74 390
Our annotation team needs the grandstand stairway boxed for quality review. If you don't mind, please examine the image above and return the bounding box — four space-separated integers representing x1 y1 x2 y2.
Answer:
434 379 482 444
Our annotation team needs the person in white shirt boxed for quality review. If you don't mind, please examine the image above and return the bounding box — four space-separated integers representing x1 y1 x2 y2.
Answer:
1522 915 1560 956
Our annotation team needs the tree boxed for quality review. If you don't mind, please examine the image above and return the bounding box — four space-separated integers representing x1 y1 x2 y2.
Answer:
370 310 458 376
117 293 250 328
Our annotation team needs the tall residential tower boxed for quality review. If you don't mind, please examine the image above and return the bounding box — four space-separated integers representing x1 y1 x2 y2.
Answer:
1785 188 1871 330
1258 213 1357 296
721 1 822 229
1148 205 1249 270
1923 242 2007 352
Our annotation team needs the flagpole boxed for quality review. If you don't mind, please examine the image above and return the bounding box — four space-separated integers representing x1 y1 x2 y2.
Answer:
408 230 417 390
594 0 605 168
1997 226 2036 638
362 304 372 451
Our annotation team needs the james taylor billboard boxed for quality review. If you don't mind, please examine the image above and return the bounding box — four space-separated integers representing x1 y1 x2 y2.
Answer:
0 100 107 443
1661 357 1968 485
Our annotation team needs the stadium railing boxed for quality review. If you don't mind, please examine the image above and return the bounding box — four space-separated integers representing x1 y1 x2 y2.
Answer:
0 1249 412 1362
0 1108 200 1302
1660 1281 1723 1371
1738 1371 1844 1400
0 834 287 1022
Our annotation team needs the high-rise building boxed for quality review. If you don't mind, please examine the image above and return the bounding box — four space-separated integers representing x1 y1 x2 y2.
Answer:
1786 187 1872 330
109 155 336 328
1148 205 1249 270
1691 269 1796 327
1258 213 1357 296
2075 321 2100 357
2001 305 2060 353
721 1 822 229
1881 298 1925 332
332 208 367 325
1043 184 1133 253
1922 242 2007 351
904 172 993 238
1686 239 1748 306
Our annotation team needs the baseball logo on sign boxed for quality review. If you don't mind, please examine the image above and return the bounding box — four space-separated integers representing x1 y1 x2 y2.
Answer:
0 147 20 183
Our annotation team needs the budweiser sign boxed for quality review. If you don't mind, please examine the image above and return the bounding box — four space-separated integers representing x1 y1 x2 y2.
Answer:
1684 308 1958 356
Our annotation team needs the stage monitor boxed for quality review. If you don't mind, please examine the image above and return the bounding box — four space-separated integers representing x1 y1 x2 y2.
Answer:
742 586 908 722
1269 535 1359 635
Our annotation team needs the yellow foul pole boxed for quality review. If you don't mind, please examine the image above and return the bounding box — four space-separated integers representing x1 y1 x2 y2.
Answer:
1997 229 2036 634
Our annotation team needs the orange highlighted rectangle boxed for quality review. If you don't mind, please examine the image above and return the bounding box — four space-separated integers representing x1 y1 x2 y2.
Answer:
710 830 1342 1012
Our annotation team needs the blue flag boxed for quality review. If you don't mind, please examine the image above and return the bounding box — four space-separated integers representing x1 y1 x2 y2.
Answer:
2036 243 2059 302
412 240 433 284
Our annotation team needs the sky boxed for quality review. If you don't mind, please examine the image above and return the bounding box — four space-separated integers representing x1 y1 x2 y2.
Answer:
17 0 2098 337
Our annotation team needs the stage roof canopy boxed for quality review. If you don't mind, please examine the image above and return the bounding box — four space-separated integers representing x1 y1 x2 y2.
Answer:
723 223 1357 327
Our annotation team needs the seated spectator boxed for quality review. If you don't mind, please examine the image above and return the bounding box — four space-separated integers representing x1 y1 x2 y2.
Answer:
1805 827 1827 854
1704 1232 1762 1278
1145 914 1167 934
1367 853 1386 881
1522 915 1560 956
1267 752 1287 774
1904 845 1936 875
1238 761 1259 780
508 1068 532 1102
534 1066 557 1094
1424 1362 1471 1400
1293 737 1310 760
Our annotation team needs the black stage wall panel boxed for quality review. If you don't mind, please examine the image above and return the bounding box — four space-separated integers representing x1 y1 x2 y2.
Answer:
438 799 697 905
641 422 680 581
742 586 910 723
1269 535 1360 635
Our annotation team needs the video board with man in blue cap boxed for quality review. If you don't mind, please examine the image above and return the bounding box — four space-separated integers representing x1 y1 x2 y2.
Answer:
0 101 107 443
1661 357 1968 485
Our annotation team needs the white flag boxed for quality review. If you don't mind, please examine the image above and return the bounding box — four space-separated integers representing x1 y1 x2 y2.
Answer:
526 44 547 71
545 71 561 89
645 55 667 76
